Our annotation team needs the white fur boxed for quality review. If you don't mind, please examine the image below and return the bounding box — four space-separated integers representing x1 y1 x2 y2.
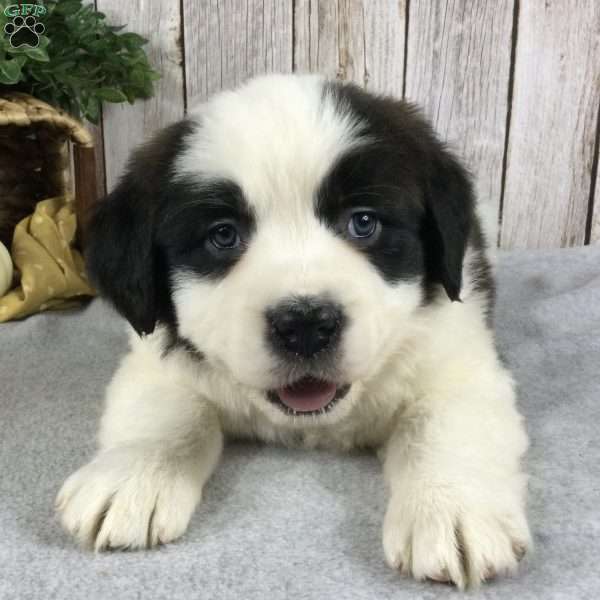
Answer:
177 74 367 211
57 74 530 588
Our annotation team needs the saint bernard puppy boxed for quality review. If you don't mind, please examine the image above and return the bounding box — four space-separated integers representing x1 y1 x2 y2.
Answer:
56 74 531 588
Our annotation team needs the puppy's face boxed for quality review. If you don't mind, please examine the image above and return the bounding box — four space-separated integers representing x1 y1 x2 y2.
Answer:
87 75 474 423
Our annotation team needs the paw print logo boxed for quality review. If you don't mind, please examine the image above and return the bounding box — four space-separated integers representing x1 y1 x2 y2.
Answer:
4 15 45 49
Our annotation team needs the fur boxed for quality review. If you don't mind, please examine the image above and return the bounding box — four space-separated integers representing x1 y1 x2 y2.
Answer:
56 74 530 589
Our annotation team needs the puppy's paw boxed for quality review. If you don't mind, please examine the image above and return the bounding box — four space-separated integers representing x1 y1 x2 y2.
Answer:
56 447 203 551
382 486 531 589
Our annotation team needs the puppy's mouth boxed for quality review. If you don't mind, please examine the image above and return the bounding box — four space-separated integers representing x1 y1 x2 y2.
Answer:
267 377 351 415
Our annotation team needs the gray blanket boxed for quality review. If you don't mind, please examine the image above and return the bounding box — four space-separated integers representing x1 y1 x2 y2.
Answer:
1 247 599 600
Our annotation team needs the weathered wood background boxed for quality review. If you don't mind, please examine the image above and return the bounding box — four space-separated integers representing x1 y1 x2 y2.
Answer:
93 0 600 249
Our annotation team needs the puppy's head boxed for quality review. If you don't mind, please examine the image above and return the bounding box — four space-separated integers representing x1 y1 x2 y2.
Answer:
87 75 474 422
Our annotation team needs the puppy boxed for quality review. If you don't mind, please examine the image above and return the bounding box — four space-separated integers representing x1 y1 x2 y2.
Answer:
56 74 531 588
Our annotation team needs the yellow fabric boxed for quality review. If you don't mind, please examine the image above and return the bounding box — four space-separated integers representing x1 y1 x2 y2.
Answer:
0 196 95 322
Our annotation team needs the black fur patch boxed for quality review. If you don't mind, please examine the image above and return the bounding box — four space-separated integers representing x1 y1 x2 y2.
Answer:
156 178 255 280
85 120 197 335
316 141 425 284
321 81 490 305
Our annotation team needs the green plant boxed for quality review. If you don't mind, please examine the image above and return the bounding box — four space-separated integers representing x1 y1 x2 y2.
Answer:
0 0 160 123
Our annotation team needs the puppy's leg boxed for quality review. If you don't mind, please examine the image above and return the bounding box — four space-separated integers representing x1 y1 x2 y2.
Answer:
381 360 531 588
56 336 222 551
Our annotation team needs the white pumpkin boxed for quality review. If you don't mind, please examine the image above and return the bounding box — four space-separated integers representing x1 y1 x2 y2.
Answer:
0 241 13 297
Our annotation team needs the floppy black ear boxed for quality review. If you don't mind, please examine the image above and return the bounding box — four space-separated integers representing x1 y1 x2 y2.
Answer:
423 149 474 301
85 178 158 335
85 120 195 335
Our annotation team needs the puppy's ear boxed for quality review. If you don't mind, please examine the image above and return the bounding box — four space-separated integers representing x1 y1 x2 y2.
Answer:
85 178 157 335
85 121 194 335
423 148 474 301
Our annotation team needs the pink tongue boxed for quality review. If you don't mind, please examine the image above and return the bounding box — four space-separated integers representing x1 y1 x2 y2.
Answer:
277 379 337 412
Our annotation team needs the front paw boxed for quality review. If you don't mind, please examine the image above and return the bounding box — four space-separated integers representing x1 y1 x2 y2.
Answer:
382 486 531 588
56 447 203 551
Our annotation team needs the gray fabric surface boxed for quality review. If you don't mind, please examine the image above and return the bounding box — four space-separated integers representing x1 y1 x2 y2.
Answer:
1 246 599 600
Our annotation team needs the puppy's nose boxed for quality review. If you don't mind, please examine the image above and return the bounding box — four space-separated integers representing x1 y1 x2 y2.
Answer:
267 296 344 358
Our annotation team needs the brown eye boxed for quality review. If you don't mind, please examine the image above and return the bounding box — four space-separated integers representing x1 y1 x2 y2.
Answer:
209 223 239 249
348 211 378 238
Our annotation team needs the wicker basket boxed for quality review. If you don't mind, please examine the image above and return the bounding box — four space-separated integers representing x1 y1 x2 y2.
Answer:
0 92 97 248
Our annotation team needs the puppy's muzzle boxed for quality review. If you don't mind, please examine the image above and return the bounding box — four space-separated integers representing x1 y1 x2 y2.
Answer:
266 296 345 359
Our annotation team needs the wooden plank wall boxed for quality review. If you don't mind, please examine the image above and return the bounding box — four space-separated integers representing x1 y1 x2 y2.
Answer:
96 0 185 191
501 0 600 248
93 0 600 249
405 0 514 239
593 159 600 243
183 1 294 107
294 0 405 96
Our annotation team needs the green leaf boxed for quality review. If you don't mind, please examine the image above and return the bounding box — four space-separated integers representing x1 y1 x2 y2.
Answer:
54 60 76 71
0 58 23 84
119 32 147 48
5 45 23 56
84 95 100 123
1 0 159 116
56 0 84 15
95 86 128 102
129 67 146 87
26 69 45 82
37 36 51 50
24 47 50 62
13 54 27 67
140 78 154 97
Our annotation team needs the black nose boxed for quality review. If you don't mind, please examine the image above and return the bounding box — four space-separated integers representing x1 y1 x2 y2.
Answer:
267 296 344 358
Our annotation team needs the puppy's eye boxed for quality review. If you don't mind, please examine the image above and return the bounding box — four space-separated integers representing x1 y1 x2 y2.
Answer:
348 211 378 238
209 223 240 249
